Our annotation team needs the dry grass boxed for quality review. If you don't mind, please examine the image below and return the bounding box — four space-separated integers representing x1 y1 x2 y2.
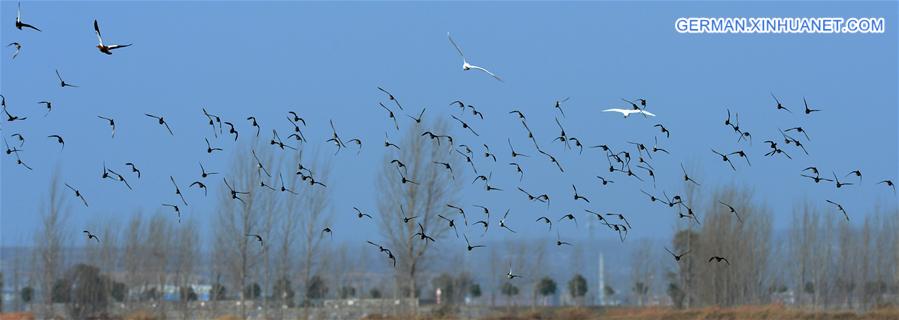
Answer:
0 313 35 320
362 305 899 320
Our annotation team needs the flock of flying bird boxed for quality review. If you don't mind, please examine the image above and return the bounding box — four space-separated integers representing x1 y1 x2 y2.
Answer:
3 3 896 281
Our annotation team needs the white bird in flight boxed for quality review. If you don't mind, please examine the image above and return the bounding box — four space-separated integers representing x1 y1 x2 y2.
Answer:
447 32 503 82
603 108 656 118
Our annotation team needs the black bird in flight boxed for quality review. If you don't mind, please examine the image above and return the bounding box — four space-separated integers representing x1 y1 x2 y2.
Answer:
450 115 479 136
412 223 435 243
654 123 670 138
377 87 404 110
55 69 78 88
509 110 526 120
572 185 589 203
680 164 700 186
37 100 52 116
606 213 631 229
483 144 497 162
8 42 21 59
321 227 332 239
845 170 862 182
729 150 751 166
400 206 417 224
170 176 188 206
535 216 552 231
378 102 400 130
3 104 27 122
125 162 140 178
433 161 454 179
247 116 260 137
223 178 248 204
558 213 578 228
205 138 222 154
832 171 853 189
278 174 297 195
506 263 522 280
145 114 173 135
711 149 736 171
554 97 569 117
771 93 790 113
97 116 116 138
665 247 689 261
708 256 730 265
464 234 485 251
539 149 564 172
396 167 418 185
65 183 89 207
596 176 615 186
190 181 207 196
288 111 306 125
508 162 523 181
270 129 296 150
826 200 850 221
406 108 425 124
13 152 32 170
719 201 742 223
803 97 821 114
438 214 459 238
878 180 895 193
15 2 41 31
446 204 467 223
47 135 64 150
107 168 132 190
801 173 832 184
508 138 528 158
785 127 810 141
83 230 100 243
247 234 264 247
224 122 239 141
499 209 516 233
93 19 131 54
163 204 181 222
353 207 373 219
251 149 271 177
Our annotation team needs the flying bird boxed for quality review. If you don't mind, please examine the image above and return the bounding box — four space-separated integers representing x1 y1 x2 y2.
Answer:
464 234 485 251
719 201 742 223
8 42 21 59
771 93 790 113
247 234 264 247
708 256 730 265
665 248 689 261
93 19 131 54
125 162 140 178
603 108 655 118
65 183 89 207
803 97 821 114
447 32 503 82
825 200 850 221
47 135 64 150
145 114 173 135
55 69 78 88
15 2 41 31
83 230 100 243
97 116 116 138
377 87 404 110
170 176 188 206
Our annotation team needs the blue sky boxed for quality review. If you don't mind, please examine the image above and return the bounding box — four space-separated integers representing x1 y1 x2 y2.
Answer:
1 1 896 248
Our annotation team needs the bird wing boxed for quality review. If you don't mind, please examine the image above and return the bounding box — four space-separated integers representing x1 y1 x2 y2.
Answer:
467 64 503 82
639 110 656 117
447 32 465 59
94 20 103 46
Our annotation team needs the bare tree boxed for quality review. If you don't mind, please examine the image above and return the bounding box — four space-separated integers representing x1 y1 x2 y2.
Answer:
376 117 462 299
630 239 653 306
213 140 277 317
35 171 70 312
